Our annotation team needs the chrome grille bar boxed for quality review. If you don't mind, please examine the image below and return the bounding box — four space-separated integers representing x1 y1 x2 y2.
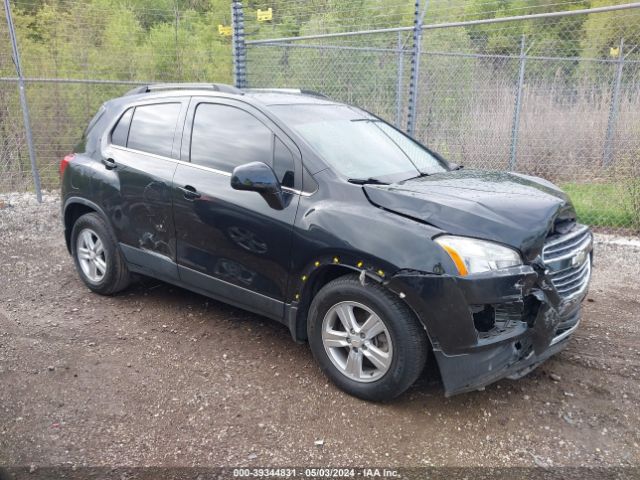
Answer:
550 259 590 286
543 224 592 302
543 224 591 260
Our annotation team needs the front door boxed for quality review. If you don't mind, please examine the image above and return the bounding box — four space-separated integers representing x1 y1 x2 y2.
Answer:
172 98 301 321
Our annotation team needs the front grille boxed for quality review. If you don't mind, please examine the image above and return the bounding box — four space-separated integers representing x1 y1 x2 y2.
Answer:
543 225 592 300
543 224 591 261
548 259 591 296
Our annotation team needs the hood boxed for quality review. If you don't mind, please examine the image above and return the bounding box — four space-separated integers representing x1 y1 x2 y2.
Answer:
364 170 575 260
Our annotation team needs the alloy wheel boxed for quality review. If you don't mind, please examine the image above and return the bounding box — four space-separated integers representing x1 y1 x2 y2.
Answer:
321 301 393 382
76 228 107 283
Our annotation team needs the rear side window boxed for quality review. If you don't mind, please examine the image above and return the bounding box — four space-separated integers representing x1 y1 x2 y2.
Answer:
190 103 273 172
111 108 133 147
127 103 181 157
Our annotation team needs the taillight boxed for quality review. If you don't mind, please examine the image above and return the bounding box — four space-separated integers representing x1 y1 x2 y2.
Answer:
60 153 75 176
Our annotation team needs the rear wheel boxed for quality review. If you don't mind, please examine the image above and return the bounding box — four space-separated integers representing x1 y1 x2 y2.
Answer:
307 274 428 401
71 213 130 295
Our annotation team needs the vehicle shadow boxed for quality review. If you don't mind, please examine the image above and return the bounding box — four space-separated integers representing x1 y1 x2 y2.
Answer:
117 275 541 413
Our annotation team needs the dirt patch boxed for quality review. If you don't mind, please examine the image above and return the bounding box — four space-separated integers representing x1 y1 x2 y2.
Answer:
0 196 639 468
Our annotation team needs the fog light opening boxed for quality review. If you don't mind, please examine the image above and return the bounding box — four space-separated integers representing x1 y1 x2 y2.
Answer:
472 305 495 333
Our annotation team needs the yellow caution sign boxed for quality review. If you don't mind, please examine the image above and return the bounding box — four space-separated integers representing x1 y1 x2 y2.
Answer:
218 24 232 37
257 8 273 22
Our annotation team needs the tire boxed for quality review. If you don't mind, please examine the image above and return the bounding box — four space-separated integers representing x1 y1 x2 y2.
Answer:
307 274 428 401
70 212 130 295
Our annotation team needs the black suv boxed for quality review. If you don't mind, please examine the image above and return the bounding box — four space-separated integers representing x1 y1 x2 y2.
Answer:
61 83 592 401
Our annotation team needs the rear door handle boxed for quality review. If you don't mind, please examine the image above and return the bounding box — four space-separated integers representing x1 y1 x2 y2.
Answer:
102 157 117 170
179 185 201 200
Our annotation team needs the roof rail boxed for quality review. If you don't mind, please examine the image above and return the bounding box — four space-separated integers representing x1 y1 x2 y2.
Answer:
245 88 329 99
125 83 243 96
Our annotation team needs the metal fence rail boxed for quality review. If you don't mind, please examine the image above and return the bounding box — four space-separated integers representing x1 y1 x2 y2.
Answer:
1 0 639 232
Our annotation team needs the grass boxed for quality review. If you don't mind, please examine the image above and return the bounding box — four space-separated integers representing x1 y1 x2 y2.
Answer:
562 182 636 229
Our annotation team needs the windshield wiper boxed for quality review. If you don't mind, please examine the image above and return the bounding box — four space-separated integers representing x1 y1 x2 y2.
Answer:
402 171 431 181
449 163 464 171
347 177 390 185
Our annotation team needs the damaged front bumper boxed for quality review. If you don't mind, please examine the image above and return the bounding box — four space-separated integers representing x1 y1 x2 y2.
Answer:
387 232 592 397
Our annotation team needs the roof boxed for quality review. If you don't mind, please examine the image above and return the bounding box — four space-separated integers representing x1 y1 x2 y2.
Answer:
122 83 336 106
244 91 338 106
124 83 242 96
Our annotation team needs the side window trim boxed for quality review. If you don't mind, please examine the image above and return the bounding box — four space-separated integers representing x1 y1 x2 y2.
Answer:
174 96 192 161
124 109 134 146
102 97 316 194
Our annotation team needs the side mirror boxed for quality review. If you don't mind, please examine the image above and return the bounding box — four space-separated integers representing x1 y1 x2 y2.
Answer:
231 161 285 210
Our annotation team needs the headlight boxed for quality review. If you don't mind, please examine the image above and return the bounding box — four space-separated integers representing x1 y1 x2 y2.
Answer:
434 235 522 276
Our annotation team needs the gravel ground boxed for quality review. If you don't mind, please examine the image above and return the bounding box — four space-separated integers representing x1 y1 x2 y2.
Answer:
0 192 639 470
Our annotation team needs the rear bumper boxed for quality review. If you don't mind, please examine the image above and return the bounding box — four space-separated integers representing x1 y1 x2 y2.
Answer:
386 254 591 396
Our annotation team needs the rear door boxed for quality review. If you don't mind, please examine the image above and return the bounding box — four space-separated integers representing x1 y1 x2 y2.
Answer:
101 98 188 281
172 97 301 320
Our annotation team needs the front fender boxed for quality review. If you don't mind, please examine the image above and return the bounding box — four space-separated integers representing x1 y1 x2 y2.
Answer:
288 195 456 302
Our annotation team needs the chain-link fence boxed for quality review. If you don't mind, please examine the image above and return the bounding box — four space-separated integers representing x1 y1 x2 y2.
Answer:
1 1 640 232
242 1 640 232
0 0 233 195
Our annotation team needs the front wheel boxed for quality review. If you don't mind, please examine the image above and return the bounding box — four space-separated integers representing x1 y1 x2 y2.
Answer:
307 274 429 401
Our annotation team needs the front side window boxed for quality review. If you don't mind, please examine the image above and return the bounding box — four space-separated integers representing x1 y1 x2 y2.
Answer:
190 103 273 172
269 104 447 183
127 103 181 157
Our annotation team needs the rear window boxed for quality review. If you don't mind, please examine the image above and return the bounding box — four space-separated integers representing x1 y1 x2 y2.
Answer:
126 103 181 157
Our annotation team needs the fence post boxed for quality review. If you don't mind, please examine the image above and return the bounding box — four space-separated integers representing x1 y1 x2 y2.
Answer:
603 38 624 167
3 0 42 202
395 31 404 128
231 1 247 89
406 0 428 137
509 34 527 171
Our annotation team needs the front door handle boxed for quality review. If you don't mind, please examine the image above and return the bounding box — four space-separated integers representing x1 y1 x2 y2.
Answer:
102 157 117 170
179 185 201 200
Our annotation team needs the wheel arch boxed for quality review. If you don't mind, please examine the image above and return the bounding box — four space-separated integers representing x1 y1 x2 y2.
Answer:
290 262 432 346
63 197 109 253
292 264 358 342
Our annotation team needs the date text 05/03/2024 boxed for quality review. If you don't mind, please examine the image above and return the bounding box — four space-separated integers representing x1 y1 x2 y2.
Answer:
232 468 400 478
